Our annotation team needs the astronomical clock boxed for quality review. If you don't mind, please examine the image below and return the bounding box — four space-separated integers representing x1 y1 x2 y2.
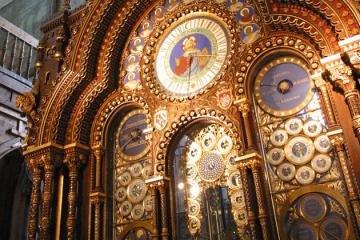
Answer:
22 0 360 239
109 0 359 239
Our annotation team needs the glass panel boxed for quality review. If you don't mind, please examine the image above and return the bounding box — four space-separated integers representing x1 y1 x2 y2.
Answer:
172 123 241 239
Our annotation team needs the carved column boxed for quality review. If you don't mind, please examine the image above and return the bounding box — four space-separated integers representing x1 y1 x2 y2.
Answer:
94 199 100 240
312 74 338 128
239 167 257 240
64 144 88 240
39 155 55 240
90 145 105 240
322 61 360 141
93 146 103 191
237 99 255 151
251 162 269 240
149 187 160 239
27 158 43 240
330 135 360 229
66 161 78 240
159 183 169 240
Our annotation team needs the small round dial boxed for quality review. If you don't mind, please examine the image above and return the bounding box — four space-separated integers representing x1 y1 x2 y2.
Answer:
254 57 314 117
154 15 229 97
285 136 315 165
116 109 150 161
198 152 225 182
127 179 148 203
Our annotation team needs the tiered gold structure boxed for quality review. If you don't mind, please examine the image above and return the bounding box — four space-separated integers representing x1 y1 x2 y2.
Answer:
16 0 360 239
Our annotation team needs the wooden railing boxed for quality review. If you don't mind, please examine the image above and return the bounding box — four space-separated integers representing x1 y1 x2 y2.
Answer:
0 16 38 84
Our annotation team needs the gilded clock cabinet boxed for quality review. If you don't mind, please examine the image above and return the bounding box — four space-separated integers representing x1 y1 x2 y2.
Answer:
16 0 360 239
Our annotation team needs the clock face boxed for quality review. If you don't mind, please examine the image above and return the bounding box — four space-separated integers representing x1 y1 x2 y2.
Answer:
116 109 150 161
155 15 229 97
254 57 314 117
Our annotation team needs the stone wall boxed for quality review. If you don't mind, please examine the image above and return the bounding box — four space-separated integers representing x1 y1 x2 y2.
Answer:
0 0 85 38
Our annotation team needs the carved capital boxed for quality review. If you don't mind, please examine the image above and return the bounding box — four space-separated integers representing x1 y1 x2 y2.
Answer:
312 73 326 88
353 115 360 129
330 135 344 150
339 35 360 87
325 64 355 93
236 152 263 170
92 145 104 162
64 143 90 170
235 98 251 116
145 175 169 189
322 54 360 140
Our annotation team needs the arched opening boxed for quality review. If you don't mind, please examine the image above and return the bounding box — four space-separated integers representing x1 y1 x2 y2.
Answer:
105 104 153 239
249 52 356 238
168 121 247 239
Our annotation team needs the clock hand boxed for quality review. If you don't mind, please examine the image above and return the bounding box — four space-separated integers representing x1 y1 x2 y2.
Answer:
191 54 216 57
260 83 277 87
320 226 342 240
120 128 141 151
187 55 193 94
120 137 133 151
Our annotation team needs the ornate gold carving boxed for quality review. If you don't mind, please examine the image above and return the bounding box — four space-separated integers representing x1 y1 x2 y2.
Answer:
20 0 360 238
237 35 321 100
64 144 89 240
322 55 360 141
235 99 255 151
91 92 150 145
312 73 339 128
16 91 39 145
156 108 243 169
251 166 270 240
329 133 360 229
27 158 43 240
141 4 236 103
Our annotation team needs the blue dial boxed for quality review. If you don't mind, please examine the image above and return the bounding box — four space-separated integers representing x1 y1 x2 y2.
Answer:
254 57 314 117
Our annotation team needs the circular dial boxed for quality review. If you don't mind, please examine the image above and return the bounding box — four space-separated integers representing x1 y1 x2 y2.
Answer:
198 152 225 182
311 154 332 173
299 193 327 223
155 15 229 97
295 166 315 185
254 57 314 117
127 179 148 203
116 109 150 161
284 136 315 165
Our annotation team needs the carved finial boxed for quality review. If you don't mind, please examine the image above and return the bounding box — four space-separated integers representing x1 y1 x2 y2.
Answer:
64 0 71 11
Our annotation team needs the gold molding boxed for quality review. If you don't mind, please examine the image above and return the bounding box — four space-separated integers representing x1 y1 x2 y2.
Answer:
23 142 64 155
64 142 90 151
236 152 261 162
